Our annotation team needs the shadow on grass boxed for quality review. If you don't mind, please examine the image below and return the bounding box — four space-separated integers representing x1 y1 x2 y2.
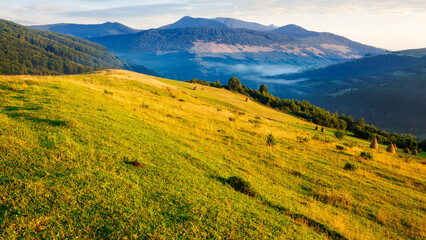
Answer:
2 106 42 112
212 174 347 240
4 112 68 127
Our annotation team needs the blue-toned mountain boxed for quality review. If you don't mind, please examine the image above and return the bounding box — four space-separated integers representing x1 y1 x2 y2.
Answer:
30 22 139 39
90 24 384 81
271 49 426 138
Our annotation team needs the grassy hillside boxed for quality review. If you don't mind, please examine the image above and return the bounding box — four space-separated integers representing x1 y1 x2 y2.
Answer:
0 19 123 75
0 70 425 239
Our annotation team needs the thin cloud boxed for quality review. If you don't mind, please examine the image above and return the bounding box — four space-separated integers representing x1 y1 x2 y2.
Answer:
64 3 189 18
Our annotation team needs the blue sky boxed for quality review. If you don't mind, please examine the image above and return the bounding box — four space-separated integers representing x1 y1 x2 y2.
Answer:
1 0 425 50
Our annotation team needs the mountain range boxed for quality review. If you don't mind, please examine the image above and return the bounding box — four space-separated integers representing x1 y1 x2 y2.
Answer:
87 16 384 82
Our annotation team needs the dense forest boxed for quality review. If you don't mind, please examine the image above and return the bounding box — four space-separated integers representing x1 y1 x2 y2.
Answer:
0 19 123 75
187 78 424 151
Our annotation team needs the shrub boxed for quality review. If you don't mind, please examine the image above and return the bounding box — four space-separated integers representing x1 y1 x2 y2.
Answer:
344 162 358 171
297 136 310 142
255 116 261 119
343 142 355 147
266 133 276 146
104 89 114 95
226 176 256 196
249 119 260 126
229 117 236 121
238 112 245 115
291 170 302 177
336 145 345 150
141 103 150 108
334 130 346 140
360 151 373 159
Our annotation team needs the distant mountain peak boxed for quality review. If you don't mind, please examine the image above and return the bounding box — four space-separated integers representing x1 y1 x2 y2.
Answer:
158 16 277 32
271 24 320 37
282 24 306 30
212 17 277 31
159 16 228 30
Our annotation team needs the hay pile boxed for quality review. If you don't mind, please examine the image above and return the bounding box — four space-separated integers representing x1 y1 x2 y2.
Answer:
386 143 395 153
370 138 379 149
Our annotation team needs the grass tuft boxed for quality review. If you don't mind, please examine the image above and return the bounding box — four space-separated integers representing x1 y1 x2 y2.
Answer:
266 133 276 146
344 162 358 171
360 151 373 159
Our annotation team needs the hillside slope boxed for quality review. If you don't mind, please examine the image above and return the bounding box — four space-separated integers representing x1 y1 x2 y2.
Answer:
0 19 123 75
0 70 425 239
272 49 426 138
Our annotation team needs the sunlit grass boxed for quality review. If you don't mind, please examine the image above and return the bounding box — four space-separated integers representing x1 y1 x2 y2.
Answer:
0 70 424 239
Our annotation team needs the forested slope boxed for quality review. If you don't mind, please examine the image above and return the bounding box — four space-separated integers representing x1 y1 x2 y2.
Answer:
0 19 123 75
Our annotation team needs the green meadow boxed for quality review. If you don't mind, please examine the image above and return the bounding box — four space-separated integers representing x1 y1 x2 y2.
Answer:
0 70 425 239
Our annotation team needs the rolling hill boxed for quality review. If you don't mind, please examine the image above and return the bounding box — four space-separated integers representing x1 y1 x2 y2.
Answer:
0 70 424 239
271 48 426 138
89 17 384 82
271 24 319 37
29 22 140 39
213 17 277 31
159 16 229 30
0 19 123 75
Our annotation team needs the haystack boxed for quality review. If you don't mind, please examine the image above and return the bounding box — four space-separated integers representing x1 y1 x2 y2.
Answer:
412 149 418 156
321 127 325 133
403 147 410 154
370 137 378 149
315 126 319 131
245 97 250 102
386 143 395 153
393 143 397 150
193 86 198 91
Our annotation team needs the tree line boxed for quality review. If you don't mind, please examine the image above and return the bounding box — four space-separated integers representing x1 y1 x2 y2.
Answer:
186 77 424 151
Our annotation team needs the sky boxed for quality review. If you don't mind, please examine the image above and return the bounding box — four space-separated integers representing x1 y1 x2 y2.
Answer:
1 0 425 50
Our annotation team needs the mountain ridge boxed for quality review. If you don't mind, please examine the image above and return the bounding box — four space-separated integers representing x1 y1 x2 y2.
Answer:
159 16 229 30
29 22 140 38
89 25 384 82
